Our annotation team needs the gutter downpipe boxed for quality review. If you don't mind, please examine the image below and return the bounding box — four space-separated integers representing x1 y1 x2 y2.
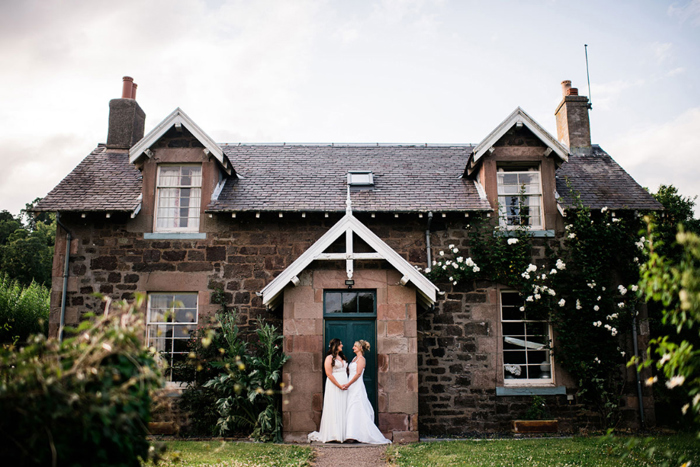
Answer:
55 213 72 343
632 313 646 427
425 212 433 268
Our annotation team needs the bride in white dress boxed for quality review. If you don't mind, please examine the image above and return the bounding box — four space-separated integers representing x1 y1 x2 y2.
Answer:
308 338 349 443
344 340 392 444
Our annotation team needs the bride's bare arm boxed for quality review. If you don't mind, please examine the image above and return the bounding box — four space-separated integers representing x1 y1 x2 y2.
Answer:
324 355 344 389
345 357 366 387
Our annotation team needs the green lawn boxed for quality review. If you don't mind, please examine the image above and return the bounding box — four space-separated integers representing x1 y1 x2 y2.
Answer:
388 435 700 467
151 441 313 467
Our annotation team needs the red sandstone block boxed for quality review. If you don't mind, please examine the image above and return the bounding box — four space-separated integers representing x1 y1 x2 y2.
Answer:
283 410 291 431
378 354 389 372
407 303 417 320
284 285 315 305
404 319 417 338
312 393 323 412
390 353 418 373
284 335 293 353
294 302 323 320
387 320 404 337
378 304 406 320
284 432 312 443
378 391 388 412
408 337 418 354
377 320 387 337
393 431 419 444
406 372 418 392
388 285 415 305
312 270 347 289
377 337 408 354
377 288 388 305
288 411 318 432
388 392 418 413
294 335 323 353
409 413 419 431
379 413 409 432
285 389 313 412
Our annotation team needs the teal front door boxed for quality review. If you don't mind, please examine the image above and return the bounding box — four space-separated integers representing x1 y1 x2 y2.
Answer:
323 290 378 422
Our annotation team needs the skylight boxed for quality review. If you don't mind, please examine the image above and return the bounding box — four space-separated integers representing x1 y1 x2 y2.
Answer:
347 171 374 186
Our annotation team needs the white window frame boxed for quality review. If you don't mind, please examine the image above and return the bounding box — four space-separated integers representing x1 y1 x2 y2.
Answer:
500 290 554 386
497 166 544 230
154 164 202 233
146 293 198 382
347 171 374 186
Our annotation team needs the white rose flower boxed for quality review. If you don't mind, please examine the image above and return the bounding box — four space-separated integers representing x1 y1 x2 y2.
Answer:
449 276 454 281
507 238 519 245
631 284 639 292
473 266 480 273
448 244 455 249
521 273 530 279
424 268 431 273
453 263 459 269
659 353 671 365
534 293 541 300
556 259 566 270
666 375 685 389
548 289 556 296
568 233 576 239
550 269 557 275
439 251 444 256
618 302 625 308
453 248 459 254
527 264 538 273
457 257 464 263
558 299 566 307
526 296 534 302
519 306 525 312
576 300 582 310
618 285 627 295
594 305 600 311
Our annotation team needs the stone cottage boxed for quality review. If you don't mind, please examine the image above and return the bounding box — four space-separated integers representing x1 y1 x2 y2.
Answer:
35 77 662 441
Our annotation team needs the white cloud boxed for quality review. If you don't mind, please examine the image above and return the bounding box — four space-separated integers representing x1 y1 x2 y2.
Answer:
606 107 700 216
666 67 686 77
651 41 673 63
591 79 645 111
668 0 700 26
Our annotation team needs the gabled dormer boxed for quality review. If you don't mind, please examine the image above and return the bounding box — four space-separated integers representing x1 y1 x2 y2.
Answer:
128 108 235 238
465 108 570 233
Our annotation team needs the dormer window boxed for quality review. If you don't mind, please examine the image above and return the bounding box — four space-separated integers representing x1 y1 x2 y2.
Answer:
155 165 202 232
497 166 543 229
347 171 374 186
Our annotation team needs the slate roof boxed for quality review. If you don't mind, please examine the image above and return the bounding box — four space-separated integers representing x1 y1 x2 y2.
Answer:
209 145 491 212
556 145 663 211
33 146 142 212
34 142 661 214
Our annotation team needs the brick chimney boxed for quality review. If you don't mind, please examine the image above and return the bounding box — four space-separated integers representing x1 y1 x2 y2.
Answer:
554 80 591 150
107 76 146 149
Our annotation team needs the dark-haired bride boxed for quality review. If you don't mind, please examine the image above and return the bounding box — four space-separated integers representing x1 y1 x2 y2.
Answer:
308 338 349 443
343 340 391 444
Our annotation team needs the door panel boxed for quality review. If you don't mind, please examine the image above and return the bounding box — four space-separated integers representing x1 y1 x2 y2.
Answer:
324 319 378 423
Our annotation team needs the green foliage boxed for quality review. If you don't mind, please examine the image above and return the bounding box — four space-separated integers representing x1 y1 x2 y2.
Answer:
180 297 289 442
157 440 313 467
0 273 50 344
389 435 700 467
638 220 700 426
0 200 55 288
0 295 164 466
426 185 644 425
202 313 289 442
523 395 551 420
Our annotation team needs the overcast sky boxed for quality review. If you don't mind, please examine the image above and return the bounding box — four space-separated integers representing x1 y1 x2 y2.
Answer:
1 0 699 216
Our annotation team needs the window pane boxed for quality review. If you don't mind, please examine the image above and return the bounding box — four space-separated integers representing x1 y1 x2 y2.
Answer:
358 292 374 313
325 292 342 313
504 351 526 365
503 322 525 335
501 293 521 307
342 293 357 313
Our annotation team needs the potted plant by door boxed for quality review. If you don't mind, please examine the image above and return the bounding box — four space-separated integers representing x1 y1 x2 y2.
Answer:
512 395 559 433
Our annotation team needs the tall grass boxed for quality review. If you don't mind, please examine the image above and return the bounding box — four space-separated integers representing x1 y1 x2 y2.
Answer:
0 273 50 344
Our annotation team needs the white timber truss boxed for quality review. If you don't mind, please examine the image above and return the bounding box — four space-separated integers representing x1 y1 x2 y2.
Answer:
129 107 233 175
260 189 441 310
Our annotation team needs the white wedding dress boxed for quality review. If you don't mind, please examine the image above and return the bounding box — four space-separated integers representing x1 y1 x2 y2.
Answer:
345 360 392 444
308 358 349 443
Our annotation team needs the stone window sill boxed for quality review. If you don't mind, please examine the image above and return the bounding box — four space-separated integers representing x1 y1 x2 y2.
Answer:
496 386 566 396
495 230 555 238
144 232 207 240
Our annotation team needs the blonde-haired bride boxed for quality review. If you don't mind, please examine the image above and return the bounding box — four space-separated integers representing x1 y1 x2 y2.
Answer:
343 340 391 444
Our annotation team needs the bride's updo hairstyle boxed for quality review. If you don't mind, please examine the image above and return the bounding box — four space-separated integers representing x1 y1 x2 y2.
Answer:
326 338 347 367
355 340 370 354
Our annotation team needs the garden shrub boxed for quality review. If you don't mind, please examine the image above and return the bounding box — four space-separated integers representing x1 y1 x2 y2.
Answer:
0 295 163 466
180 304 289 442
0 273 50 345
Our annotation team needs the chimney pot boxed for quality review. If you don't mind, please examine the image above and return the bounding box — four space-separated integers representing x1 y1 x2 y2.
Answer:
131 82 138 100
567 87 578 96
561 80 572 97
122 76 134 99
